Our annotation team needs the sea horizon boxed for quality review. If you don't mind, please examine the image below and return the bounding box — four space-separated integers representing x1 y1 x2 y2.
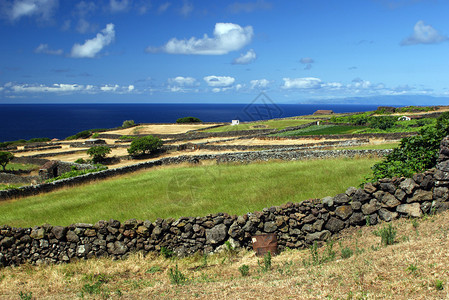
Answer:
1 103 381 142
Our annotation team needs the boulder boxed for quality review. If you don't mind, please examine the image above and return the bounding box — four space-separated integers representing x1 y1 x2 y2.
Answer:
51 226 67 240
335 205 353 220
325 217 345 233
30 227 45 240
361 199 381 215
397 203 422 218
206 224 228 244
399 178 418 195
381 193 401 208
305 230 331 243
407 190 433 203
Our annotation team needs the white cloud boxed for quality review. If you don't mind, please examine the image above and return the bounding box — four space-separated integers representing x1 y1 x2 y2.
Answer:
5 0 57 21
100 84 119 92
11 83 84 93
71 23 115 58
401 20 449 46
282 77 322 89
149 23 253 55
109 0 129 13
76 19 97 33
34 43 63 55
128 85 135 92
180 0 193 16
232 49 256 64
168 76 197 86
250 79 270 89
204 76 235 87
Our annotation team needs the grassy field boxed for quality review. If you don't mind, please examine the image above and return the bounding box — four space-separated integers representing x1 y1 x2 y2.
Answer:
202 118 317 132
0 157 380 227
1 208 448 299
4 163 39 171
273 125 367 137
333 142 400 151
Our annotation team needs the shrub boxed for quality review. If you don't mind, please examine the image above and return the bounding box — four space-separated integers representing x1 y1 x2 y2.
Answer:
367 112 449 182
66 130 92 140
122 120 136 128
0 151 14 171
176 116 202 123
27 137 51 143
74 158 86 164
45 165 107 183
127 135 163 157
258 251 272 272
87 146 111 163
368 116 396 130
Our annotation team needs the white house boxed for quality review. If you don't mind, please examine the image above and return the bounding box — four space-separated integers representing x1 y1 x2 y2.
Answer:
398 116 411 121
231 120 240 126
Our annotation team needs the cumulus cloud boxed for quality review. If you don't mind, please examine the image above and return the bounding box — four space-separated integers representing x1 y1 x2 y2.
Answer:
148 23 253 55
401 20 449 46
250 79 270 89
300 57 314 70
168 76 197 86
109 0 129 13
204 75 235 87
11 83 84 93
5 82 135 94
34 43 63 55
71 23 115 58
282 77 322 89
232 49 256 64
228 0 272 13
4 0 58 21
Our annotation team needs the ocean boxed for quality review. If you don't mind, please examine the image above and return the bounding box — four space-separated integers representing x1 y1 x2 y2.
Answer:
0 103 379 142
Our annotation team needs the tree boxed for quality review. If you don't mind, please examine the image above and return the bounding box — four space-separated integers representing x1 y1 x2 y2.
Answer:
176 117 202 123
87 145 111 163
128 135 163 157
122 120 135 128
0 151 14 171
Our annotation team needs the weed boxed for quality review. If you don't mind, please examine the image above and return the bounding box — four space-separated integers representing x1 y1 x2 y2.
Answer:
277 261 294 275
18 291 33 300
406 264 418 274
310 242 320 265
168 264 187 285
325 240 336 262
161 246 175 259
258 251 272 272
202 254 208 267
435 279 444 290
411 218 419 229
146 266 162 274
341 247 353 259
116 289 123 297
373 224 397 246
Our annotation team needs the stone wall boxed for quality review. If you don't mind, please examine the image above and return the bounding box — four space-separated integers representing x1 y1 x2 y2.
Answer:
0 148 391 201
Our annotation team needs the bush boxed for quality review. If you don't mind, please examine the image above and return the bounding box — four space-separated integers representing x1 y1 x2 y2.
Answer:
87 146 111 163
122 120 135 128
0 151 14 171
74 158 86 164
368 116 396 130
373 224 397 246
66 130 92 140
367 112 449 182
45 165 108 183
127 135 163 157
238 264 250 277
176 117 202 123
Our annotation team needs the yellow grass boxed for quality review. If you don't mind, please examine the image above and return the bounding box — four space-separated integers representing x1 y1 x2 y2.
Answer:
107 124 223 135
1 210 448 299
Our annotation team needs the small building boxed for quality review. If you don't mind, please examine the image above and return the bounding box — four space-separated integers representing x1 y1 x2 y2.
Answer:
231 120 240 126
39 161 59 180
398 116 411 121
313 110 334 115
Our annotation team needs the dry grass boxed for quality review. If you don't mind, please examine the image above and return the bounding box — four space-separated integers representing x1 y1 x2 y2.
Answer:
107 124 222 135
1 210 448 299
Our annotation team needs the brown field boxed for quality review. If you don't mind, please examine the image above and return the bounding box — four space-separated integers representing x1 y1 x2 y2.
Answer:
1 210 448 299
107 124 224 135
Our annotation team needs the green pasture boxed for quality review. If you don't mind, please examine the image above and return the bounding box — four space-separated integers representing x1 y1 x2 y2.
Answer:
0 157 381 227
202 118 317 132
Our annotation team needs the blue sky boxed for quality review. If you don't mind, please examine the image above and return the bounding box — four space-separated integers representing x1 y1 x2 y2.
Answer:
0 0 448 104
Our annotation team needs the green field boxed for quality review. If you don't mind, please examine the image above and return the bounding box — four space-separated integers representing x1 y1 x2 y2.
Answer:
4 162 39 171
202 118 317 132
0 157 380 227
273 125 367 137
